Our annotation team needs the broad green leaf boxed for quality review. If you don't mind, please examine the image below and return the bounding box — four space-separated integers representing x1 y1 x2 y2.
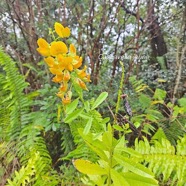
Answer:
153 88 166 101
124 172 158 186
152 128 167 142
83 117 93 135
114 137 141 158
113 124 124 132
64 108 84 123
80 112 92 120
102 131 114 151
91 92 108 110
73 159 107 175
114 154 154 178
84 101 90 112
78 129 109 161
66 98 79 115
111 169 130 186
178 98 186 107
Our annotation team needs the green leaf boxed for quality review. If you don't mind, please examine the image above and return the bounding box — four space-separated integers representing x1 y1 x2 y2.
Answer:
139 94 151 109
153 88 166 101
113 124 124 132
64 108 84 123
73 159 107 175
83 117 93 135
84 101 90 112
66 98 79 115
178 98 186 107
114 154 154 178
111 169 130 186
124 172 158 186
91 92 108 110
152 128 167 142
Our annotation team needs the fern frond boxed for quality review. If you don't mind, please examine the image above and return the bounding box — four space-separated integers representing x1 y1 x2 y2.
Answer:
134 136 186 185
0 48 60 185
6 151 59 186
0 47 31 140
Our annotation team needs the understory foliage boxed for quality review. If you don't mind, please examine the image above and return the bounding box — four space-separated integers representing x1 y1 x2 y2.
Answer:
0 21 186 186
0 47 59 185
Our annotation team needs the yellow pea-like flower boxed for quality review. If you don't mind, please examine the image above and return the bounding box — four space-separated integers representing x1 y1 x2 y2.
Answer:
59 81 68 92
77 65 87 79
73 56 82 69
37 38 50 57
52 74 63 83
77 78 88 90
55 22 70 38
49 67 62 75
44 56 55 67
50 41 68 56
69 44 76 55
62 91 72 104
58 55 73 72
63 70 71 82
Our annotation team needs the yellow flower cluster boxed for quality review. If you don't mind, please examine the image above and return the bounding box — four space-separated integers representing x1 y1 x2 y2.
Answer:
37 22 91 105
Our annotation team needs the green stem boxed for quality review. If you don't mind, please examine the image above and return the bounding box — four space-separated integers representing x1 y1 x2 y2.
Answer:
115 61 125 122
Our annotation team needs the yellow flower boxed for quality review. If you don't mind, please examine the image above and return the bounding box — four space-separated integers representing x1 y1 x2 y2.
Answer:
62 97 71 104
69 44 76 55
76 78 88 90
50 41 68 56
37 38 50 56
52 74 63 83
59 81 68 92
62 91 72 104
57 55 73 71
83 74 91 82
49 67 62 75
54 22 70 38
44 56 55 67
56 92 64 99
63 70 71 81
73 56 82 69
77 65 87 79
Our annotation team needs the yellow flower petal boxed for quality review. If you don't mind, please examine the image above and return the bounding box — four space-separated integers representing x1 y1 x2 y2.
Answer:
52 74 63 83
76 78 88 90
77 65 87 78
62 97 71 104
59 82 68 92
56 92 65 98
58 55 73 71
73 56 82 69
83 74 91 82
37 38 50 57
37 48 50 57
50 41 68 56
37 38 49 48
70 44 76 54
44 57 55 67
49 68 62 75
67 64 73 71
62 91 72 105
63 70 70 81
54 22 70 38
55 22 64 37
63 27 70 37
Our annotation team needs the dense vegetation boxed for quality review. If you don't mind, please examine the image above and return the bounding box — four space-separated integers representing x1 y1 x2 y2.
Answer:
0 0 186 185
